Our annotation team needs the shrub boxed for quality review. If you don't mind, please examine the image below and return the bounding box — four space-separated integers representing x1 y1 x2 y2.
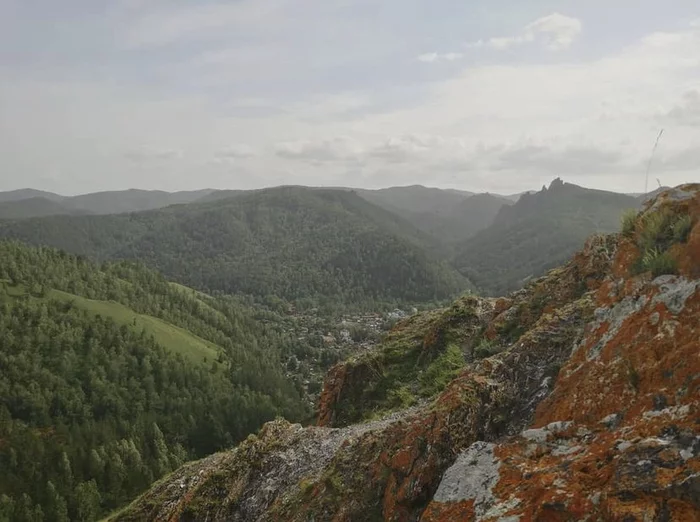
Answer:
672 214 693 243
640 248 678 277
418 344 464 397
386 385 417 409
620 209 638 237
638 210 675 252
631 208 691 276
473 338 502 360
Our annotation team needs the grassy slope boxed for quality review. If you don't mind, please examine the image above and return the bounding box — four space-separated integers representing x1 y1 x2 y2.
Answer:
1 282 220 366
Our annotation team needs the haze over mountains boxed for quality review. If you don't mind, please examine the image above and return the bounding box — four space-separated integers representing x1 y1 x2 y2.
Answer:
0 179 644 301
0 188 216 217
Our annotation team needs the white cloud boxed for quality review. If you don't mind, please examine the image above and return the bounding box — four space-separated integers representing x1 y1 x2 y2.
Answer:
419 13 582 65
525 13 582 50
273 137 363 164
656 146 700 171
417 52 464 63
664 90 700 126
123 148 182 162
417 53 438 63
467 13 582 51
366 134 466 163
487 144 626 174
214 144 257 160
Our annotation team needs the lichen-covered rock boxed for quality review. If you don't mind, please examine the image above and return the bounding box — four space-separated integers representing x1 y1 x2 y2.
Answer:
422 185 700 521
112 186 700 522
317 296 499 428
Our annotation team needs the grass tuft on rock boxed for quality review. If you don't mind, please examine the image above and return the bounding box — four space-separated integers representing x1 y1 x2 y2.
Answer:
628 206 693 277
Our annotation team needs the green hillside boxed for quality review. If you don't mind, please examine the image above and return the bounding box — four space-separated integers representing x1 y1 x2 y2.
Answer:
1 284 219 364
0 197 88 220
454 179 639 296
66 189 215 215
0 188 214 217
356 185 474 215
0 240 309 521
0 187 470 308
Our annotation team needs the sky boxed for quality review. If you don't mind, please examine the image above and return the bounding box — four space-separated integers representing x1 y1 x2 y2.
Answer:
0 0 699 195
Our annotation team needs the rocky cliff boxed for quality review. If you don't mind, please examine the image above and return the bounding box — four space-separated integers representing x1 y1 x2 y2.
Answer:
111 185 700 522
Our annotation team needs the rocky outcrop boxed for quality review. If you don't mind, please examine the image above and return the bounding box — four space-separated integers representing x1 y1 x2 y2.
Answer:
317 230 619 430
112 185 700 522
423 185 700 521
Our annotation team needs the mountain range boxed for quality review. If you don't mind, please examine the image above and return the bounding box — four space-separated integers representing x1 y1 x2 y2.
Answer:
454 178 642 295
108 184 700 522
0 188 215 216
0 188 470 307
1 183 696 520
0 180 646 301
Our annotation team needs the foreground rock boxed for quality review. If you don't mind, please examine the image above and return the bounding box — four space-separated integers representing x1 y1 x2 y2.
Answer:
112 185 700 521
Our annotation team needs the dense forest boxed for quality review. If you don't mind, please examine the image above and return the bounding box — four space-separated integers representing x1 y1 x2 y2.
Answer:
0 241 314 521
0 188 470 309
0 180 654 520
454 179 640 295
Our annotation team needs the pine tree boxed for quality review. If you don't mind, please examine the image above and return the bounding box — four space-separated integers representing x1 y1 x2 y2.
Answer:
72 481 101 522
45 482 69 522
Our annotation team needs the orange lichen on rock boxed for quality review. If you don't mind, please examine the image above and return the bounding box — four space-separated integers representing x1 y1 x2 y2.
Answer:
317 363 350 427
113 186 700 522
421 500 476 521
423 186 700 522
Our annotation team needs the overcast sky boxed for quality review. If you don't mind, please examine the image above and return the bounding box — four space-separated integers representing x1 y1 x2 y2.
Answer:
1 0 699 195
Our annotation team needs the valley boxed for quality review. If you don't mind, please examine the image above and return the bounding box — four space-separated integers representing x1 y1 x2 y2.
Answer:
4 4 698 520
110 184 700 522
0 180 686 521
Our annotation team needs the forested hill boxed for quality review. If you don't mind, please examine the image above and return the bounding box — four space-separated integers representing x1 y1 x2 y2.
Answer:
0 197 89 220
0 188 215 216
0 187 471 308
454 178 639 296
0 240 309 521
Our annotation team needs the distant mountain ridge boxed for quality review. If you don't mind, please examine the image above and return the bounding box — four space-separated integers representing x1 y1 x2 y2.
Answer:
353 186 512 245
0 188 216 216
454 178 640 295
0 187 471 307
0 197 91 219
1 180 664 299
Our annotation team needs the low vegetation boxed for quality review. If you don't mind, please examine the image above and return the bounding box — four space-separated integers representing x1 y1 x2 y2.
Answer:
329 297 489 425
620 209 638 237
628 206 694 277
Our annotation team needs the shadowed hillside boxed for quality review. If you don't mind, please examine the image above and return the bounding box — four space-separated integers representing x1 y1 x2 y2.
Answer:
454 178 639 295
0 187 471 308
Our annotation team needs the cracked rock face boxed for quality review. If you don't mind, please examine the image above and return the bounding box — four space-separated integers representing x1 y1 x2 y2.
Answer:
431 442 501 509
423 185 700 522
112 185 700 522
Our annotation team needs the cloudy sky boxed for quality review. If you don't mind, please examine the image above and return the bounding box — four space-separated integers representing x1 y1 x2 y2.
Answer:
1 0 699 195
